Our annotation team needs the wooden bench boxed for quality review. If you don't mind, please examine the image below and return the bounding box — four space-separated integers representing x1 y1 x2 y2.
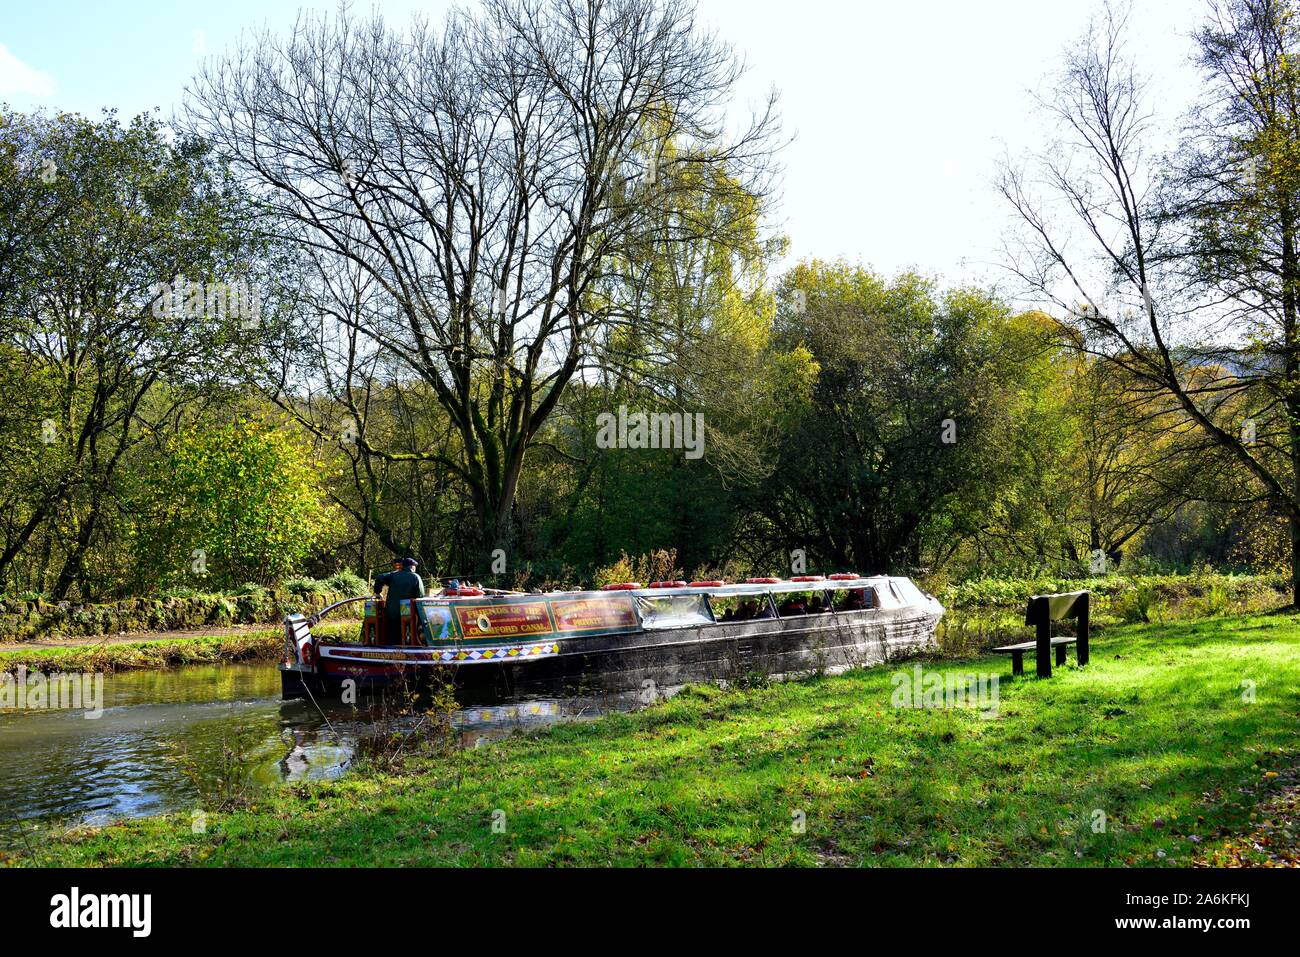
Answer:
993 637 1076 675
996 591 1091 678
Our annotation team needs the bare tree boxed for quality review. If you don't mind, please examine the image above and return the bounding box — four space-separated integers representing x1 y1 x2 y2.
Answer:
188 0 780 566
998 0 1300 600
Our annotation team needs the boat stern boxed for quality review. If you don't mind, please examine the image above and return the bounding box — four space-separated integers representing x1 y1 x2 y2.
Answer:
279 613 317 700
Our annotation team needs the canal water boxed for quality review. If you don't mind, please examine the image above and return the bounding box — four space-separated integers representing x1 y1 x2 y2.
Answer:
0 663 645 834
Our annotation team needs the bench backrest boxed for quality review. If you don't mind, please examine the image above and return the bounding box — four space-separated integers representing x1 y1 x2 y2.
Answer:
1024 591 1089 626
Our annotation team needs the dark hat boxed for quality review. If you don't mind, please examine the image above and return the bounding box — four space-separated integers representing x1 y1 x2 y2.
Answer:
400 557 418 569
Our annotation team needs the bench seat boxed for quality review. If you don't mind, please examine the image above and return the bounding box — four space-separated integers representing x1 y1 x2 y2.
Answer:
992 637 1077 675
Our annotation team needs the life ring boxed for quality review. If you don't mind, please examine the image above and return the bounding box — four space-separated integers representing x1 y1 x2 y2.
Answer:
790 575 825 582
601 582 642 590
689 580 726 587
648 580 688 588
446 586 484 596
745 577 783 584
828 573 860 581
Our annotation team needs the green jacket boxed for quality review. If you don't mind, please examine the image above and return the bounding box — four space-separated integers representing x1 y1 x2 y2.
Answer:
374 569 425 618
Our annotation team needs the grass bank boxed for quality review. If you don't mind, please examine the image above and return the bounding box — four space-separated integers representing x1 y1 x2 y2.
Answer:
0 622 356 675
14 612 1300 867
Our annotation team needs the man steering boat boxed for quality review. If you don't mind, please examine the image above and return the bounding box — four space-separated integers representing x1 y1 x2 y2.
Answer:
373 557 425 644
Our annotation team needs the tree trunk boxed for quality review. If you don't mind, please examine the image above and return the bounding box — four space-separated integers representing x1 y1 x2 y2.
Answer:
52 494 104 600
1291 509 1300 609
1283 196 1300 607
0 483 66 587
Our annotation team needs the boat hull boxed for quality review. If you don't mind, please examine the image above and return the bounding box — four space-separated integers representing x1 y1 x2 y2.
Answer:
280 605 939 704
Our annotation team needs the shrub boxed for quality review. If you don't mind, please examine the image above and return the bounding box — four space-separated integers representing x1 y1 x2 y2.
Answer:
283 576 326 596
1193 582 1231 618
1115 583 1157 624
0 583 357 642
593 549 685 588
322 570 368 595
939 572 1288 612
131 418 344 590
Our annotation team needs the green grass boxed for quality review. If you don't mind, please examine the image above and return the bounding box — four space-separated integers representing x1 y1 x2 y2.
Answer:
11 613 1300 867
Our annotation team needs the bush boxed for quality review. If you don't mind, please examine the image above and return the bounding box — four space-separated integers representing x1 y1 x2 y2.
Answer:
1193 581 1231 618
0 579 362 642
1114 583 1157 624
131 418 344 590
593 549 685 588
283 576 326 596
322 570 368 595
928 570 1289 658
939 572 1288 611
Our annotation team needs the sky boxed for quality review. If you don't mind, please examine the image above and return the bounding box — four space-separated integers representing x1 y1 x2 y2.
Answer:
0 0 1207 290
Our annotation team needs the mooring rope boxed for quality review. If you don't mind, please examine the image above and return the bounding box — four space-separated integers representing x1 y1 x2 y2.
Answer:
282 618 345 774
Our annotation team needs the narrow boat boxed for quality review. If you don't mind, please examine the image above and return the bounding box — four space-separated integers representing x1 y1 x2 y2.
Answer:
279 575 943 702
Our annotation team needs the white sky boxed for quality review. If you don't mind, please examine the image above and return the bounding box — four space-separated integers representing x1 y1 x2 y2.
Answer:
0 0 1207 288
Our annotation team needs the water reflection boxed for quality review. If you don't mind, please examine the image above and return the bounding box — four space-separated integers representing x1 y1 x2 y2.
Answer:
0 663 646 836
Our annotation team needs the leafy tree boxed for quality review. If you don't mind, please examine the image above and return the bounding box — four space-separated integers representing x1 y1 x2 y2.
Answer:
756 262 1039 574
975 337 1203 575
518 147 811 580
0 108 269 597
133 419 341 589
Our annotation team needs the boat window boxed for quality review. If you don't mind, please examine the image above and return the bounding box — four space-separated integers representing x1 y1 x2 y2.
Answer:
710 595 744 622
776 591 819 617
709 594 774 622
418 604 457 642
806 592 833 613
635 594 714 629
833 587 878 611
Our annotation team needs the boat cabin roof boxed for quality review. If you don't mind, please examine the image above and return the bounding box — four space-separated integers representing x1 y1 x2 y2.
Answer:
419 575 903 605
